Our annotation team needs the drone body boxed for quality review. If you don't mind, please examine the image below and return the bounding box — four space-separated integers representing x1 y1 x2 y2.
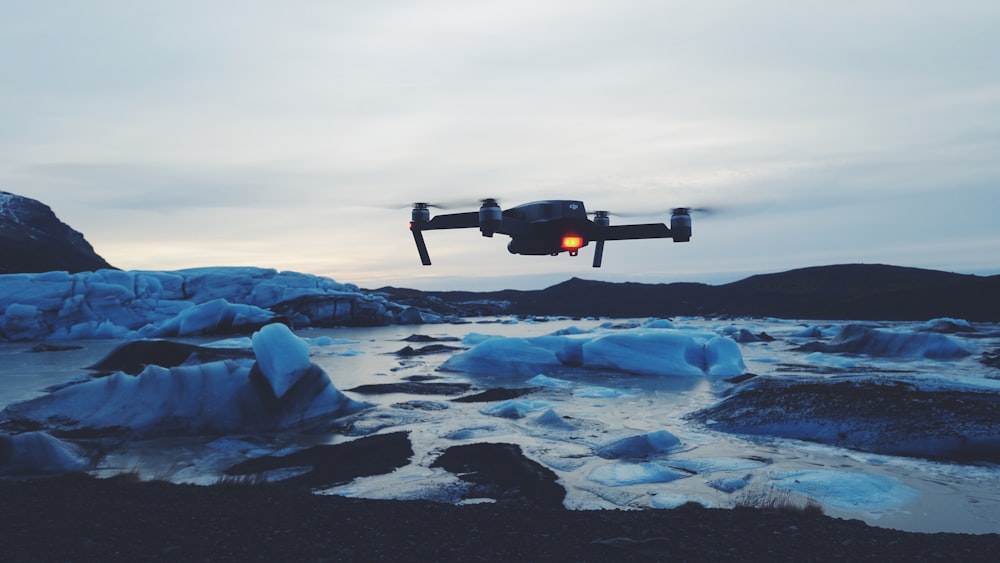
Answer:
410 199 691 267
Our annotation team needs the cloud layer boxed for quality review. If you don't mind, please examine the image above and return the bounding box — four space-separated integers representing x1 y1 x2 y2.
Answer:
3 1 998 289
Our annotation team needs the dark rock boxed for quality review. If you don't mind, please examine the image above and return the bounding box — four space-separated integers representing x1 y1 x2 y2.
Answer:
431 442 565 507
224 431 412 488
29 343 84 353
402 334 460 343
87 340 252 375
731 329 761 343
345 381 472 395
392 344 464 356
402 375 442 382
690 375 1000 462
452 387 540 403
983 349 1000 369
0 190 115 274
391 400 450 411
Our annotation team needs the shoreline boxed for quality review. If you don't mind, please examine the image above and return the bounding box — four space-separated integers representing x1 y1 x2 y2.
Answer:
2 474 998 562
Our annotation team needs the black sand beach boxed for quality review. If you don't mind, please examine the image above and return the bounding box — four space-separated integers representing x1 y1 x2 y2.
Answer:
2 474 998 562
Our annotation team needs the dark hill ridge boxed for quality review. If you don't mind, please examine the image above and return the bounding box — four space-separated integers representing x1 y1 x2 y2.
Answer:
375 264 1000 321
0 190 115 274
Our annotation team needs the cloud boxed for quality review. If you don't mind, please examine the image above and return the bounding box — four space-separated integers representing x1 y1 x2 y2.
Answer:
1 1 999 289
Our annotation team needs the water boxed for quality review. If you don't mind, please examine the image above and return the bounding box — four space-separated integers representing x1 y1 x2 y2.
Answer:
2 317 999 534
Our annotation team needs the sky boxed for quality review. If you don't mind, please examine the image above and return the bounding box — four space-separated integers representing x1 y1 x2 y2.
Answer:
2 0 998 291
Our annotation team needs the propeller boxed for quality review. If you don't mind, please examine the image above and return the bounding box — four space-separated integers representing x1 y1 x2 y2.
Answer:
377 197 504 211
589 206 723 219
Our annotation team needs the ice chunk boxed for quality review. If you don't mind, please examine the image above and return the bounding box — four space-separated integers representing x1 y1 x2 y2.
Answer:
595 430 681 459
531 408 575 429
642 319 676 329
707 474 752 493
440 338 563 377
800 324 972 359
443 328 747 378
0 303 45 341
588 461 688 487
526 374 575 389
1 357 367 438
0 432 89 474
768 470 918 511
704 336 746 377
252 323 312 399
480 399 551 419
915 318 974 333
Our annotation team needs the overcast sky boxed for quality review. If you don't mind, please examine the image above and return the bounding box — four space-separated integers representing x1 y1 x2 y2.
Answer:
2 1 998 290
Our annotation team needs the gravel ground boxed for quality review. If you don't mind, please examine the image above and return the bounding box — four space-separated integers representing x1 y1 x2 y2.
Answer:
2 474 998 562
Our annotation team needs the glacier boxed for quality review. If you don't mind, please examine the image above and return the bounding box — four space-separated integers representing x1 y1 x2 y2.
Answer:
0 267 432 342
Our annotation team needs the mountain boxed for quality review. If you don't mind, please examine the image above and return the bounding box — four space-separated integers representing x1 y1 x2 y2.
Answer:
374 264 1000 321
0 191 115 274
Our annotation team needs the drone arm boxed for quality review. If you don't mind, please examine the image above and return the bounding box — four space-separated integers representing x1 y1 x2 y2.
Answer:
592 239 606 267
601 223 673 241
409 211 480 266
410 225 432 265
420 212 481 230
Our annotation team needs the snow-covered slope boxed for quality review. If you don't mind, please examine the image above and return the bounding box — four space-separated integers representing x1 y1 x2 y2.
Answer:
0 267 434 341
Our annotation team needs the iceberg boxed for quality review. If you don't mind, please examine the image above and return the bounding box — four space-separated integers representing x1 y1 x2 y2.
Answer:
0 431 89 475
588 461 688 487
595 430 682 459
0 323 370 438
440 328 746 378
797 324 972 359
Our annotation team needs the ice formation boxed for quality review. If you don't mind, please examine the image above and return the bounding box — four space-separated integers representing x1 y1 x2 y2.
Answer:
0 431 89 475
0 267 422 342
0 324 369 438
797 323 972 359
440 327 746 377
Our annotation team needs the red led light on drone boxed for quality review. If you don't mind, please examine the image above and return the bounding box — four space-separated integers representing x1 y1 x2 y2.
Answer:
561 236 584 250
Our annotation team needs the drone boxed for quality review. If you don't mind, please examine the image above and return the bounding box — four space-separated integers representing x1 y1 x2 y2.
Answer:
409 199 692 268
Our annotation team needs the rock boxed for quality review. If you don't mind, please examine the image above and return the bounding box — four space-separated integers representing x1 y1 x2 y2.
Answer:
224 431 413 488
87 340 251 375
690 375 1000 461
431 442 565 507
0 190 115 274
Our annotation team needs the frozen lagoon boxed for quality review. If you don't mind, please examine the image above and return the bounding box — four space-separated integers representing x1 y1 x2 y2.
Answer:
1 316 999 535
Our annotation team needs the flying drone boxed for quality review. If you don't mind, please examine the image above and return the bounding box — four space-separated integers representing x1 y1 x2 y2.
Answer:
409 199 692 268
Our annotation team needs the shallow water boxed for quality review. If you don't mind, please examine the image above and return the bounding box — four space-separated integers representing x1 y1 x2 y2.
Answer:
2 317 999 534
